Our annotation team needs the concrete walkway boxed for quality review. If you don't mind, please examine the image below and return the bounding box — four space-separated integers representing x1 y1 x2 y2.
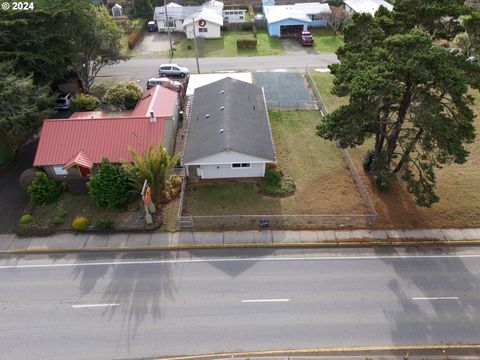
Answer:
1 228 480 253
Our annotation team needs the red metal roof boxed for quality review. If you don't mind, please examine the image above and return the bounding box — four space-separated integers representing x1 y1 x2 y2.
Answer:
33 116 165 166
64 151 94 169
131 85 178 118
69 111 134 119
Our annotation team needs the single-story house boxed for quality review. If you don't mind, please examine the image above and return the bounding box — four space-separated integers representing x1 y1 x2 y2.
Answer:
263 1 331 37
182 77 276 180
33 86 179 180
343 0 393 16
183 7 224 39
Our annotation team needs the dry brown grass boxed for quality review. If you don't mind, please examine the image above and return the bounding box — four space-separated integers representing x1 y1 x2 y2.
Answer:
313 72 480 228
184 110 367 216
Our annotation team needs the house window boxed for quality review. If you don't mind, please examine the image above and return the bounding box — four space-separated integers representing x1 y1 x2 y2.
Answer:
232 163 251 168
199 28 208 33
166 20 175 27
239 16 243 19
53 165 68 176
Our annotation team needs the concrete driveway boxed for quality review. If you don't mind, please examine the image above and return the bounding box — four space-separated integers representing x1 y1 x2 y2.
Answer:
254 72 317 109
136 32 185 57
281 38 316 55
0 141 37 234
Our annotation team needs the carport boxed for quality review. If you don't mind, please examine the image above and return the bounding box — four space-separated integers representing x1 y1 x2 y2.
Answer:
280 24 304 37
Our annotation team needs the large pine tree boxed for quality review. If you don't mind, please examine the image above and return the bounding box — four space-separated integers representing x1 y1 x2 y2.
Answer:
318 0 480 207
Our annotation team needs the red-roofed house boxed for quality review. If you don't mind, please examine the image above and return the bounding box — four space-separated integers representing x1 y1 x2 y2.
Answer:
33 86 180 182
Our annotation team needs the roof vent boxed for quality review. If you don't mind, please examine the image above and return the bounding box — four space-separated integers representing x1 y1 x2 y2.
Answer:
220 106 224 110
206 114 210 118
220 90 225 94
149 111 157 123
219 129 224 133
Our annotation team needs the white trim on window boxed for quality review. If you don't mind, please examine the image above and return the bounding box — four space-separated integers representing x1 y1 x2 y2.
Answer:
53 165 68 176
232 163 251 168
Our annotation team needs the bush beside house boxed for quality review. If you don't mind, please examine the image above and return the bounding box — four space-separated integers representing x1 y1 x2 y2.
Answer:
27 172 60 205
103 81 142 110
260 167 296 196
70 93 100 112
87 159 131 208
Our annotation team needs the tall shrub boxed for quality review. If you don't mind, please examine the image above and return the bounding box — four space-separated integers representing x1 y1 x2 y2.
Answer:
103 81 142 110
27 172 60 205
87 158 131 208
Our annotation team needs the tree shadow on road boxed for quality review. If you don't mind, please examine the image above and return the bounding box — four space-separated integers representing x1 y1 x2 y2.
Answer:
70 251 177 350
376 247 480 345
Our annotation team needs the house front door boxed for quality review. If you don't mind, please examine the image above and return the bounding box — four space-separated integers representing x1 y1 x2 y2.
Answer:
196 167 203 178
79 166 91 177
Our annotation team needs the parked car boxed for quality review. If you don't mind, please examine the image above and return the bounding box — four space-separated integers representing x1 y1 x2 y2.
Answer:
467 55 478 63
146 77 170 89
158 64 189 78
147 20 158 32
55 93 75 111
297 31 314 46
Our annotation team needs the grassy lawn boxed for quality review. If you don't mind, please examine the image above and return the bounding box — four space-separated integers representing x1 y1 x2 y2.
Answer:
170 30 282 58
309 28 344 53
183 110 367 216
311 72 480 229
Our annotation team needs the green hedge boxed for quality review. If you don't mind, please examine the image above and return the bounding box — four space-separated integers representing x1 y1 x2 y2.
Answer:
127 20 147 50
237 39 257 49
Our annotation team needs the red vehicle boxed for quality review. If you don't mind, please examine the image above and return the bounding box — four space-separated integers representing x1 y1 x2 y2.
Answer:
297 31 314 46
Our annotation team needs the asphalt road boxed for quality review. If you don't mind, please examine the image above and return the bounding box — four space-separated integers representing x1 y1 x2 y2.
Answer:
0 141 37 234
96 53 338 86
1 247 480 360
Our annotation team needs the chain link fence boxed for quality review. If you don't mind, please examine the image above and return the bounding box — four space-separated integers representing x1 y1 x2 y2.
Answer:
176 70 377 229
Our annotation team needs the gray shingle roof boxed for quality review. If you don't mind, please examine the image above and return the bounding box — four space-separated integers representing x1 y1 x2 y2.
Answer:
183 77 276 163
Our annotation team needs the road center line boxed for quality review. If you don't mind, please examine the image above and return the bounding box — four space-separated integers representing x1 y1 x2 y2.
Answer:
412 297 459 301
72 303 120 308
3 254 480 270
241 299 290 303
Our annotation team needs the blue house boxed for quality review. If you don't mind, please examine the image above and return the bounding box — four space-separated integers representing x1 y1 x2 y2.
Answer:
263 1 331 37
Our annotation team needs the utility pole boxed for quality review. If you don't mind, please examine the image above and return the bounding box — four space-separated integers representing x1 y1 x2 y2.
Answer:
192 17 200 74
164 0 174 59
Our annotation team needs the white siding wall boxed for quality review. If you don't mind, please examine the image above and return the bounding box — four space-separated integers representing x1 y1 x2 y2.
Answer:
200 163 264 179
185 21 221 39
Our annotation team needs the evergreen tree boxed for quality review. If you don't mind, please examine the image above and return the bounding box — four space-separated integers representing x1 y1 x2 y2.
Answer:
318 3 480 207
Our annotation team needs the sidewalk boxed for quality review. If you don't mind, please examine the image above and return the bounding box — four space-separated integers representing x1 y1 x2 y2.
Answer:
1 228 480 253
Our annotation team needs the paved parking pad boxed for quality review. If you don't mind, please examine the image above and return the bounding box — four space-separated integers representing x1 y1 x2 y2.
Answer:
254 72 317 109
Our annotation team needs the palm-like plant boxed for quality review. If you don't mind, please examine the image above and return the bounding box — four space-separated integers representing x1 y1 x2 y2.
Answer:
122 144 180 203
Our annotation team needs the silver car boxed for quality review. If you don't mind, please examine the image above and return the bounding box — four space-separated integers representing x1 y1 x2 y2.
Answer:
158 64 189 78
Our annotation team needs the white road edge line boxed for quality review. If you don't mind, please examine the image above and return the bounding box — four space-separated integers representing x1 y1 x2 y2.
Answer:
241 299 290 303
3 254 480 270
412 297 459 300
72 303 120 308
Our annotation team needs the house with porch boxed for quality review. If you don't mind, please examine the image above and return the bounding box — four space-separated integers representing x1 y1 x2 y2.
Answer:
262 1 331 37
182 77 276 180
33 86 179 189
